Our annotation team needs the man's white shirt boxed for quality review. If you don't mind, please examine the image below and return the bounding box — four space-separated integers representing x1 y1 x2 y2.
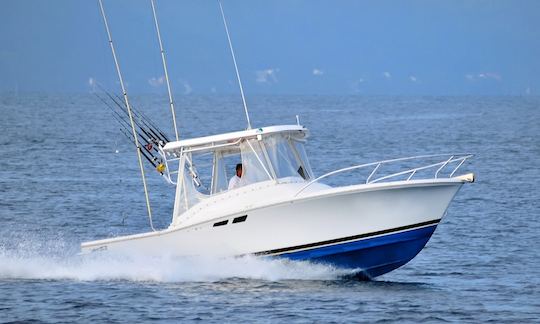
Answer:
228 175 241 190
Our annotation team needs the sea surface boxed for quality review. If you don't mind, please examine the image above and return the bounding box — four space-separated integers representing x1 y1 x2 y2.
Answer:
0 94 539 322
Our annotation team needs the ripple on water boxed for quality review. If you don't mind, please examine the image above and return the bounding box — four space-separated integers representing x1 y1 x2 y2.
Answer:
1 95 539 322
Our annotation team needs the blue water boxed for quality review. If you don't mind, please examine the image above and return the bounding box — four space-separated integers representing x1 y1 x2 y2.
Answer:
1 94 539 322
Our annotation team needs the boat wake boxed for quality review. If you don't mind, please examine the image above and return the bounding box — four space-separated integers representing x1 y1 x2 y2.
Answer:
0 240 354 282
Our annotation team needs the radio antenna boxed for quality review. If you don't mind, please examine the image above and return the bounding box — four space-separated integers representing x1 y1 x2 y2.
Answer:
98 0 155 231
150 0 180 141
218 0 252 129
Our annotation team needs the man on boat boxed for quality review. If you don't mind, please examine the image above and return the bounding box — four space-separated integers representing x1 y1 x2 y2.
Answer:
228 163 242 190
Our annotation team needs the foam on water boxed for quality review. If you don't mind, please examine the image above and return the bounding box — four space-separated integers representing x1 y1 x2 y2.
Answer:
0 241 353 282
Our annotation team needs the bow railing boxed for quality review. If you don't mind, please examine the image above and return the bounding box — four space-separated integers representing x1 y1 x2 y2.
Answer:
294 153 473 197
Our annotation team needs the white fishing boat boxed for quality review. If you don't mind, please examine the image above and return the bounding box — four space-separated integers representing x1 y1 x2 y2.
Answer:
83 0 474 278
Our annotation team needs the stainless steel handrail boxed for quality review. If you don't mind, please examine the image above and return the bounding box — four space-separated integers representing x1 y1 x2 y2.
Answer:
368 157 467 183
450 158 468 178
294 153 473 197
435 155 454 178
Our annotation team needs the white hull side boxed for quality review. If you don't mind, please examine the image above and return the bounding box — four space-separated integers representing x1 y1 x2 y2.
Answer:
81 180 463 257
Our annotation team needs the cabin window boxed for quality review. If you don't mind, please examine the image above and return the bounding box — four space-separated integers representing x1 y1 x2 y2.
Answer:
189 152 214 195
291 139 314 180
238 139 273 186
211 149 241 194
264 135 301 179
175 155 208 216
262 134 313 181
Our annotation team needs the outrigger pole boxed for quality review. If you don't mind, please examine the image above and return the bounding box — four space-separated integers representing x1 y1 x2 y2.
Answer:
218 0 252 130
98 0 156 231
150 0 180 141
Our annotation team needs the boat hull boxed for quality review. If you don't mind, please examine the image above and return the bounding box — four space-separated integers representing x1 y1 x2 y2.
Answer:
278 222 438 279
81 179 463 278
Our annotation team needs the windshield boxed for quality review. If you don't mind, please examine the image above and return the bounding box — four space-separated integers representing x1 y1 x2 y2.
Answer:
176 133 314 212
263 134 313 180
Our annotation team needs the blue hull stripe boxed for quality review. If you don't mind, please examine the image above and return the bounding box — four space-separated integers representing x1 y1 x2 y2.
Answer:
280 224 438 278
256 219 439 256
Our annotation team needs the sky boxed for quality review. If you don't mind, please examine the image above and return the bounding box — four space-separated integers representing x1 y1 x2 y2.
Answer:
0 0 539 95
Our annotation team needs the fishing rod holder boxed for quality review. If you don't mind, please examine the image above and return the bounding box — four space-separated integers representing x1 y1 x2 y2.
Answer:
158 147 181 185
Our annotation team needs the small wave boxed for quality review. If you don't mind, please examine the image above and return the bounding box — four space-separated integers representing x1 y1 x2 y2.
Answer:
0 244 354 282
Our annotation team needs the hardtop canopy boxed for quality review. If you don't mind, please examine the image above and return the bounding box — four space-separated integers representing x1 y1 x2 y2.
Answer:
162 125 308 154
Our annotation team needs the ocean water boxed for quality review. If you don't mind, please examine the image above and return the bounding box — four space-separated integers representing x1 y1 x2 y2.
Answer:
0 94 539 322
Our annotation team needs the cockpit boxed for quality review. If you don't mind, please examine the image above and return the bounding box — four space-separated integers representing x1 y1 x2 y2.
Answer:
159 125 313 215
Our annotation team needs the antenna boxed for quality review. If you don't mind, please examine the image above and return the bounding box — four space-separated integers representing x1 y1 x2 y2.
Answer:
218 0 252 129
150 0 180 142
98 0 155 231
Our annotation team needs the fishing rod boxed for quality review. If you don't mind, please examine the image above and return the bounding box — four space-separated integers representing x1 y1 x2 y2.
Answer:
101 91 164 150
118 127 162 171
94 88 166 167
104 95 155 149
98 84 169 147
107 89 171 145
118 121 167 175
119 128 155 165
134 106 171 143
96 81 171 143
128 101 171 143
94 92 166 172
95 81 169 145
114 114 163 165
96 91 167 175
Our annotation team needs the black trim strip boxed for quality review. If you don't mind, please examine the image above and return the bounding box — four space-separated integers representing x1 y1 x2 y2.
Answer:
254 219 440 256
213 220 228 227
232 215 247 224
